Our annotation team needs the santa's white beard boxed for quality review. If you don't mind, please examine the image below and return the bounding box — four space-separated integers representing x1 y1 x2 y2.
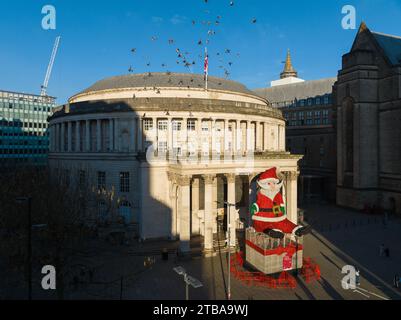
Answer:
260 187 280 200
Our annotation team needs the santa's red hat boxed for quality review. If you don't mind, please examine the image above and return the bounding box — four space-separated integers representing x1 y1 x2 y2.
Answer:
259 167 279 182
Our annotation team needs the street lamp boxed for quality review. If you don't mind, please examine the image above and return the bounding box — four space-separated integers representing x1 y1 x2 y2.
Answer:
173 266 203 300
216 200 235 300
15 196 32 301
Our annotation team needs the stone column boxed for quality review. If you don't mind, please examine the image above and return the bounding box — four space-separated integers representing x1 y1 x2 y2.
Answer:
224 119 229 154
182 118 188 156
137 117 143 152
168 173 178 240
67 122 72 152
191 178 200 235
246 121 251 153
114 118 119 152
263 123 268 151
152 117 158 153
255 122 261 151
130 117 136 153
197 118 202 154
226 173 237 247
285 171 299 224
211 119 216 155
203 175 215 251
60 122 65 152
178 175 191 254
212 176 218 233
85 120 90 152
109 119 114 151
167 117 173 153
96 119 102 152
236 120 241 153
76 121 81 152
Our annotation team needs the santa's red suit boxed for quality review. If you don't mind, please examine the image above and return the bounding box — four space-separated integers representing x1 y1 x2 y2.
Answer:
252 193 300 235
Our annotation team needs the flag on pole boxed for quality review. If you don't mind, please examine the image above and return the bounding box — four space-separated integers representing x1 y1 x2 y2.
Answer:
204 47 209 90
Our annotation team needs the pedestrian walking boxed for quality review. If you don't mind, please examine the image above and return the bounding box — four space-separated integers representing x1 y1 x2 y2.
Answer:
379 244 385 257
385 247 390 258
394 275 399 289
355 268 360 286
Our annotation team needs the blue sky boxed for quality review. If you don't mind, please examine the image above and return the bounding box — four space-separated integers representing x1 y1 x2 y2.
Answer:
0 0 401 104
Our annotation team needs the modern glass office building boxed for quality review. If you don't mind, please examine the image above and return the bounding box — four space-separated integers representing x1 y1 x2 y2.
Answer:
0 90 56 166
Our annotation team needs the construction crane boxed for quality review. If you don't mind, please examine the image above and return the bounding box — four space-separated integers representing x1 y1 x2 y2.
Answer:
40 36 61 96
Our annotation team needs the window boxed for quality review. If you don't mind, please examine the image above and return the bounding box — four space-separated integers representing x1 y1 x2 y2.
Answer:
144 119 153 131
187 120 196 131
202 122 209 132
172 120 182 131
97 171 106 191
307 98 313 106
158 120 168 131
306 112 313 125
314 111 321 125
298 112 305 126
316 97 321 105
158 141 168 153
299 100 305 107
323 110 329 124
120 172 130 193
324 95 330 105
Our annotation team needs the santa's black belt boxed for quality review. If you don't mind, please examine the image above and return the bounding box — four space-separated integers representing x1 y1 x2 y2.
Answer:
259 208 274 213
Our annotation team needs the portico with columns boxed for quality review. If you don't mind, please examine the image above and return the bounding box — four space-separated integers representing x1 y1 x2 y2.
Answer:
165 156 301 254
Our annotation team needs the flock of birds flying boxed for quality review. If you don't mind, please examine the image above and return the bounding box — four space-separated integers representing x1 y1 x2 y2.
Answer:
127 0 258 85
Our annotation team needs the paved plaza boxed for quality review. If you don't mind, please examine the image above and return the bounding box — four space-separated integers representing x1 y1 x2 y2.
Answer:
2 204 401 300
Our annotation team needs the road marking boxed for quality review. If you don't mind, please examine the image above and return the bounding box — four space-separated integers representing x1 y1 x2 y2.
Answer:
357 287 389 300
353 289 370 299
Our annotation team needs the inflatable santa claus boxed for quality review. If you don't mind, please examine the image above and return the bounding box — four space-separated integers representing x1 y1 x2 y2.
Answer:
250 167 311 239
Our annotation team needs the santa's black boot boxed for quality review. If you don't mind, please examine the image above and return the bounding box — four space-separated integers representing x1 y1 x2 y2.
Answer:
295 225 312 237
263 229 285 239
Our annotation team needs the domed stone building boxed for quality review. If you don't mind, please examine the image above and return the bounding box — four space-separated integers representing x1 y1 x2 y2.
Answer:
48 72 301 254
